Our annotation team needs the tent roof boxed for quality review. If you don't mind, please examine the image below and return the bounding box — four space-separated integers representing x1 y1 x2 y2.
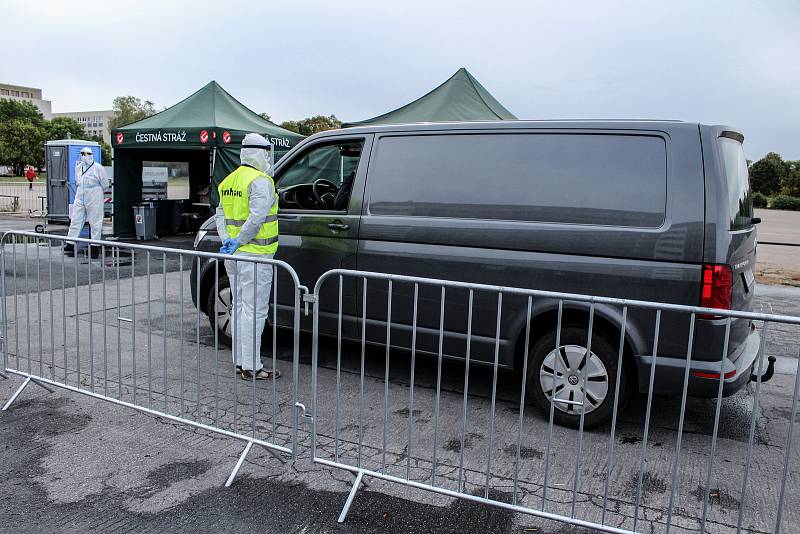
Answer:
116 80 303 141
343 68 516 127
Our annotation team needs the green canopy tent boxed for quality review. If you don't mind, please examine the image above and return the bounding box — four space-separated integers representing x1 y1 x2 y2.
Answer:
111 81 304 236
343 68 516 127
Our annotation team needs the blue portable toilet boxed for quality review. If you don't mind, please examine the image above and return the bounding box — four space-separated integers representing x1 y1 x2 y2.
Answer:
45 139 102 224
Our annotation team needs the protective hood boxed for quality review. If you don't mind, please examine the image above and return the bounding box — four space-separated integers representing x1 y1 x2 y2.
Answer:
240 133 273 174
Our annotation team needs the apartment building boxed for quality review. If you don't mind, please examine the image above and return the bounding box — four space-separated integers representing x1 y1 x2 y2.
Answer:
2 83 115 143
0 83 53 118
52 110 115 144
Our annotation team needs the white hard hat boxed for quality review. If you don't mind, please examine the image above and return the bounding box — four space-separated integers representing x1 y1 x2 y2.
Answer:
241 133 272 150
80 146 93 154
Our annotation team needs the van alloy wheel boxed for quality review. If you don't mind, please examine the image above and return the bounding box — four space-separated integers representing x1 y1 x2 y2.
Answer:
527 326 627 429
539 344 609 415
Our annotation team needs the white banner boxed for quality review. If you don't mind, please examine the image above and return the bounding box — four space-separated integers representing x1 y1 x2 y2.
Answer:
142 166 169 183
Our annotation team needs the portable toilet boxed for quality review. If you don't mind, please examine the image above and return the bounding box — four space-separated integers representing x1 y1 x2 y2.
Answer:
45 139 105 224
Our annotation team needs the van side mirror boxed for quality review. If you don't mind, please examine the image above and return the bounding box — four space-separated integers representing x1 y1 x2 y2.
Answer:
751 217 762 225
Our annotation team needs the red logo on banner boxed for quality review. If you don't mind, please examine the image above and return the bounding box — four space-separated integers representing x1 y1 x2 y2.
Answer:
200 130 209 143
116 132 124 144
222 131 231 144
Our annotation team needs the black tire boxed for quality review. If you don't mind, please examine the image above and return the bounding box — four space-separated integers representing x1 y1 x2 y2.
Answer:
526 326 627 430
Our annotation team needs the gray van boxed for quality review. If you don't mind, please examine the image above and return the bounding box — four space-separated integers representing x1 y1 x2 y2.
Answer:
191 120 769 428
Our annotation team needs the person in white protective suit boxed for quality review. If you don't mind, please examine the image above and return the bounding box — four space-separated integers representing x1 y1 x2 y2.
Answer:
215 133 281 380
64 147 109 255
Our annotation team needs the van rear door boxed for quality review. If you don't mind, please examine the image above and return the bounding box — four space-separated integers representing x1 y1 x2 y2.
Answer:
717 132 756 315
701 130 757 367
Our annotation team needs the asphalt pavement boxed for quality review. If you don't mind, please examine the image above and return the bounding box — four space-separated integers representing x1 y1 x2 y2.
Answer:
754 209 800 287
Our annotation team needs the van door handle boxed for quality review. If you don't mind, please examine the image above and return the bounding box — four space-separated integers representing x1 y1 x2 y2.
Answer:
328 223 350 231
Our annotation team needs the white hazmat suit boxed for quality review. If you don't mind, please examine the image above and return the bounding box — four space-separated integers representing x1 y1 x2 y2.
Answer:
67 149 109 242
215 133 276 374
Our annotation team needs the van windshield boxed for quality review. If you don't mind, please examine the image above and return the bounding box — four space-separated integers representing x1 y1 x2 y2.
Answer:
719 137 753 229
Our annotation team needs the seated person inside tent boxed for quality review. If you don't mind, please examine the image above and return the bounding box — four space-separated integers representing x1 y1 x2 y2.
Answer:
274 142 362 211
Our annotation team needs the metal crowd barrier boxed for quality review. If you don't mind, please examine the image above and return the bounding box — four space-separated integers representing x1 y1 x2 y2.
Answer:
4 238 800 533
0 182 46 215
308 269 800 534
0 230 307 486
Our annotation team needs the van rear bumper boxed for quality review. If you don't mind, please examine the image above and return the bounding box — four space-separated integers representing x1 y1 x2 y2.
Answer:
636 330 762 397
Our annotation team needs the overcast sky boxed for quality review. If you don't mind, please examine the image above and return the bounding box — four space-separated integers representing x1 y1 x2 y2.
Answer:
2 0 798 159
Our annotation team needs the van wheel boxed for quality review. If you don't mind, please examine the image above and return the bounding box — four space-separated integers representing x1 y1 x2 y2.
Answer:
526 326 627 430
206 275 233 347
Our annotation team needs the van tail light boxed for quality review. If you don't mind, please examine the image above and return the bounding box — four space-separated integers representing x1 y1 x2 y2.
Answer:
700 264 733 319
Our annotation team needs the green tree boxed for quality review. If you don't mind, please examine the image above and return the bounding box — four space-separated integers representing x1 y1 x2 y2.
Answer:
259 112 271 122
749 152 785 195
42 117 111 164
279 114 341 136
783 160 800 197
279 120 299 134
0 118 46 174
0 100 46 174
0 99 44 125
279 120 300 134
108 96 157 129
90 136 112 165
45 116 85 140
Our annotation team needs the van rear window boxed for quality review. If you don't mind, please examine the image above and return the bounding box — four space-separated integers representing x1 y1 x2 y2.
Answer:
367 133 667 227
718 137 753 229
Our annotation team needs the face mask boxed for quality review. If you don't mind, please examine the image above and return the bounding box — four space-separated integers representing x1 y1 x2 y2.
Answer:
81 154 93 167
258 151 271 174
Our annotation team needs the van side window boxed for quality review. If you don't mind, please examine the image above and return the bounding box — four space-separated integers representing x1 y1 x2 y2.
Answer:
367 133 667 227
274 141 363 211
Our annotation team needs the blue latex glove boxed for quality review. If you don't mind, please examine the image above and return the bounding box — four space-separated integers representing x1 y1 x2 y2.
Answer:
220 238 241 254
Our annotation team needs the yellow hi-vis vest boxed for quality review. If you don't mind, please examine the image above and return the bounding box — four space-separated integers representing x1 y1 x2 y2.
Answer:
218 165 279 255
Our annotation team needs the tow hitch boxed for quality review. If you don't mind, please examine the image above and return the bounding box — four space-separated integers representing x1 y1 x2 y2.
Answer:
751 355 776 383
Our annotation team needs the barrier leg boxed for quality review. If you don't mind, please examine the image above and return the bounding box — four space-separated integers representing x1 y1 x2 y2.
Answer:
225 439 286 488
33 378 56 393
264 446 287 464
338 470 365 523
2 377 30 410
0 370 7 380
226 441 254 487
2 376 56 411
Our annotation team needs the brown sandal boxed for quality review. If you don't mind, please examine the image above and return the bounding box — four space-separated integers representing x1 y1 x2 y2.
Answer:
240 368 281 380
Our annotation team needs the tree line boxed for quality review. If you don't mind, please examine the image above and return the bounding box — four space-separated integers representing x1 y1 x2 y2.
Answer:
0 100 111 176
749 152 800 196
104 96 343 137
749 152 800 210
259 113 342 136
10 91 792 205
0 93 343 177
107 97 344 137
